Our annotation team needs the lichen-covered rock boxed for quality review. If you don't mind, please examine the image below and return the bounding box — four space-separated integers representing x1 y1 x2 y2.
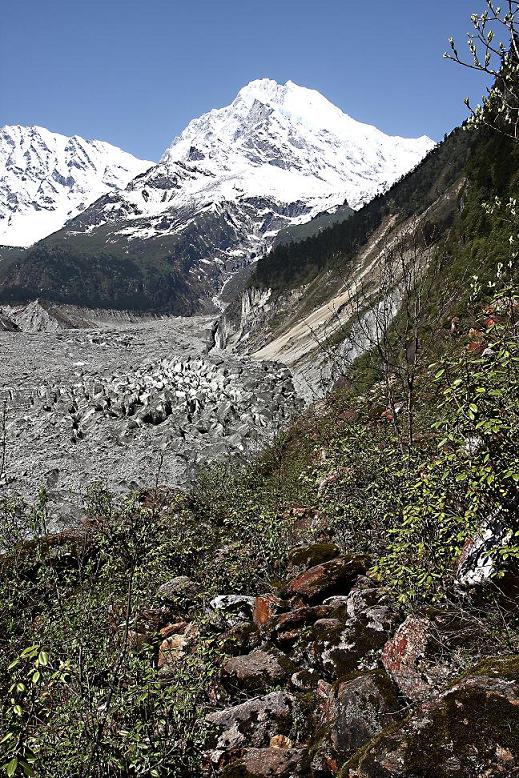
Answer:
220 622 262 656
311 590 397 680
206 691 295 751
221 747 308 777
156 575 198 609
209 595 256 628
381 615 453 703
329 671 402 761
283 556 368 603
287 542 341 577
222 648 294 692
342 657 519 777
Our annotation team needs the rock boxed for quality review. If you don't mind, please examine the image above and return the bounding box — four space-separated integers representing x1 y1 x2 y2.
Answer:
206 691 295 751
209 594 256 628
156 576 198 609
329 671 402 762
310 588 397 680
271 605 342 635
342 656 519 777
287 542 341 577
157 622 198 670
253 594 286 628
381 615 454 703
456 515 514 589
222 648 294 692
158 621 188 639
222 747 307 777
283 555 368 603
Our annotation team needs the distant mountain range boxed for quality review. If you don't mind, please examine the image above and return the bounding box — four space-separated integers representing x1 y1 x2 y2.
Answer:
0 80 434 312
0 125 152 247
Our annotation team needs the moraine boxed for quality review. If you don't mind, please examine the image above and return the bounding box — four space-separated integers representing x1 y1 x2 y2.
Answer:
0 311 303 520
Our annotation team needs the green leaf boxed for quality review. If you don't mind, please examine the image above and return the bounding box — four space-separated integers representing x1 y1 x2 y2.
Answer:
5 758 18 778
37 652 49 667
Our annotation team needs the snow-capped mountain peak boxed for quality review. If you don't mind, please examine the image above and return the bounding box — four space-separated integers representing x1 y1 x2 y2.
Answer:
158 79 434 212
0 125 153 246
0 80 435 315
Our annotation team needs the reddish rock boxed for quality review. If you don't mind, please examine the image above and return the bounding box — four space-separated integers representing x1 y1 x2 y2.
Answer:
253 594 285 627
287 542 341 577
272 604 340 634
159 620 188 639
223 747 307 777
270 735 293 749
157 622 198 670
381 615 452 703
283 555 368 603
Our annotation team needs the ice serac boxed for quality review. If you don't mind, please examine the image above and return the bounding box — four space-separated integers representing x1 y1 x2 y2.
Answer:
0 125 153 246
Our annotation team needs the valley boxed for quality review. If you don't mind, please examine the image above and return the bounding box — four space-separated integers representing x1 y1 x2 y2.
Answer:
0 309 303 520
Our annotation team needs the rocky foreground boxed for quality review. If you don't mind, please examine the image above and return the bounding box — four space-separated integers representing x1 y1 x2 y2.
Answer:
118 541 518 777
0 311 303 517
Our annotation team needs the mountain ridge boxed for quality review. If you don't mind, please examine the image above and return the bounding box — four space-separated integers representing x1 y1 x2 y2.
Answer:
0 124 153 247
0 79 435 312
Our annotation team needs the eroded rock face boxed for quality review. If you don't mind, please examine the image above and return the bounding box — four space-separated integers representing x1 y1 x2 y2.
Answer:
343 658 519 777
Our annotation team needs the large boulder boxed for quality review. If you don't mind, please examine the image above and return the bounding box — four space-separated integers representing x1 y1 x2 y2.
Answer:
222 648 294 692
381 615 454 703
342 656 519 777
329 671 402 762
283 555 368 604
206 691 295 752
310 584 398 680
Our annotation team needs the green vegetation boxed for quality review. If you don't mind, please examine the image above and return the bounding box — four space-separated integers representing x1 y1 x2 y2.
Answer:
0 6 518 774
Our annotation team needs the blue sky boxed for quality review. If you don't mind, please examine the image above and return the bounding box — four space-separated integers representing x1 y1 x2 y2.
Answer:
1 0 490 160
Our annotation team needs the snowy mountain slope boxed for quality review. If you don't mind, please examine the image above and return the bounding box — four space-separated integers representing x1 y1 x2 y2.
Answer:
162 79 434 211
0 80 435 313
85 79 434 240
0 125 153 247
